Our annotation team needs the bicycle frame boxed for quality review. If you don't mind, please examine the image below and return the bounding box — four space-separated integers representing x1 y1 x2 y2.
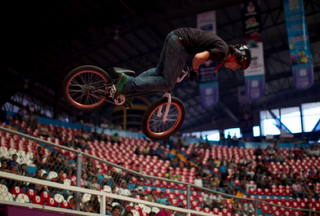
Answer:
108 69 189 117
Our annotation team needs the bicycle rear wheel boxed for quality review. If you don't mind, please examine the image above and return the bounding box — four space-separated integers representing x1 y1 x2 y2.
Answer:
142 97 185 140
62 65 112 112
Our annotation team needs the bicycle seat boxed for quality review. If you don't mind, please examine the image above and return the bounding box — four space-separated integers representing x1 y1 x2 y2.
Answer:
113 67 136 76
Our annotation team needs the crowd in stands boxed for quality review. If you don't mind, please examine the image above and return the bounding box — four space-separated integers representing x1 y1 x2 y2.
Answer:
1 110 320 215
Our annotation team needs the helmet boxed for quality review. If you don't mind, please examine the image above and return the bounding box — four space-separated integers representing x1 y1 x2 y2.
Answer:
233 44 252 70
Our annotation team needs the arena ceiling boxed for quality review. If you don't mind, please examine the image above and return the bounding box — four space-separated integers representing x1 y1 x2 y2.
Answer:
4 0 320 133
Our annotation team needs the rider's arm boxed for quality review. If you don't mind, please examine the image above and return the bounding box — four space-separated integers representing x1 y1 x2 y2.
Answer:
192 51 210 69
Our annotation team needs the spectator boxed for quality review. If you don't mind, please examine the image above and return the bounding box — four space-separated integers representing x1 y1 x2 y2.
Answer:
301 202 316 216
232 198 244 215
34 147 45 169
142 146 150 155
79 138 90 150
53 153 67 172
86 165 99 182
111 133 121 145
203 192 214 209
82 129 92 142
226 177 236 195
31 169 49 194
149 145 156 156
212 194 225 210
89 176 102 191
125 211 134 216
100 130 108 143
243 200 255 215
92 128 100 141
255 146 262 156
112 205 121 216
118 181 131 197
52 170 65 184
292 179 306 200
158 192 167 204
0 160 16 187
69 196 84 211
219 163 228 180
7 154 19 172
13 109 23 121
85 195 99 213
133 179 146 196
16 163 29 193
66 136 77 148
156 208 171 216
214 157 221 168
307 183 319 200
194 174 203 187
81 172 90 189
53 126 63 140
147 189 158 203
105 196 114 215
99 169 115 188
170 157 181 168
112 163 124 185
240 175 249 191
39 123 51 137
218 179 231 195
28 115 38 130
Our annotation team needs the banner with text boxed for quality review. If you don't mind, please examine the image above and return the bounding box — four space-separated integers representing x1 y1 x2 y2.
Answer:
198 61 219 108
283 0 314 90
242 1 262 43
244 42 265 100
197 10 219 108
242 1 265 100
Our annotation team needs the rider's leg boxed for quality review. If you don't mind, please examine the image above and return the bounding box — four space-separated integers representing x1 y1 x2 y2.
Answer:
125 31 188 93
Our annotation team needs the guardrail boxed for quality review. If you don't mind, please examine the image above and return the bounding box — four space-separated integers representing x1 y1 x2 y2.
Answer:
0 126 319 216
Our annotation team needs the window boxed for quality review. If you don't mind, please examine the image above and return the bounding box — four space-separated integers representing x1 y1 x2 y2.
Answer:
260 109 280 136
253 126 260 137
302 102 320 132
203 130 220 141
280 107 301 133
224 128 241 139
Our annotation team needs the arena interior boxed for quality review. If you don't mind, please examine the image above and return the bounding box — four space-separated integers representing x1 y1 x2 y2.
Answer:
2 0 320 216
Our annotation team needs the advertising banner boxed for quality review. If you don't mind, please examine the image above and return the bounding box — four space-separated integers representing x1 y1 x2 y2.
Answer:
244 42 265 100
283 0 314 90
197 10 218 108
198 61 219 108
242 1 262 43
241 1 265 100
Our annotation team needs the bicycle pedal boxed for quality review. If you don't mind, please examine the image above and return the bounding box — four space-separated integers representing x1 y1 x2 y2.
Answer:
113 94 126 106
110 85 116 98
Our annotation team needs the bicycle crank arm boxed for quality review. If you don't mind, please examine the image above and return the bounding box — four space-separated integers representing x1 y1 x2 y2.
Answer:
157 92 171 122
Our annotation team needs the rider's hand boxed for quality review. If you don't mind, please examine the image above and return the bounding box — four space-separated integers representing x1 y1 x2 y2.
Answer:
188 67 198 82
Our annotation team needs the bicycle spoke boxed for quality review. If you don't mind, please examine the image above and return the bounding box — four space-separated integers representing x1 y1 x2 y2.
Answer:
67 71 108 107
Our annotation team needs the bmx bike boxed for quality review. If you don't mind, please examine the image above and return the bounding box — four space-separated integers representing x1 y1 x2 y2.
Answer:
62 65 189 140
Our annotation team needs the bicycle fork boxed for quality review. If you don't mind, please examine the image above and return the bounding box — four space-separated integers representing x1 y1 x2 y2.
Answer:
157 92 171 122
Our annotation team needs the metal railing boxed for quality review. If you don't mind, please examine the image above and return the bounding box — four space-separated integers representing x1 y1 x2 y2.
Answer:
0 126 319 216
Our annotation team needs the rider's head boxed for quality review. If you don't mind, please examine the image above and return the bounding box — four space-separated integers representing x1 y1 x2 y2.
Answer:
224 44 251 70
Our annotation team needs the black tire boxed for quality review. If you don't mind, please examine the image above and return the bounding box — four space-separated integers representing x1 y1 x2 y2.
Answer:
62 65 112 112
142 97 185 140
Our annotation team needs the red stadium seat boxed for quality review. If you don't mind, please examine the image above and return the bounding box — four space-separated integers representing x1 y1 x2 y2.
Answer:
26 189 36 201
60 200 70 209
32 195 44 205
11 186 23 198
46 197 59 207
40 191 51 203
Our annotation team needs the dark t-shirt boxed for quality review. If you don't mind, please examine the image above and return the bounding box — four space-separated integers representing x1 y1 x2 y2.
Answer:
174 27 228 61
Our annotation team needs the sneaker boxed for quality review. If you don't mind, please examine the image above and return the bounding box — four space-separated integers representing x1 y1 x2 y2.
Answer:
113 73 129 99
124 97 133 109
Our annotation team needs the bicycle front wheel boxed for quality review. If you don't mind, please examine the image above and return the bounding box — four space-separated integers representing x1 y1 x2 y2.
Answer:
62 65 112 112
142 97 185 140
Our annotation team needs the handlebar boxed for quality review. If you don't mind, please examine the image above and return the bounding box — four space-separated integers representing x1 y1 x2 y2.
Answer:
176 69 190 83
